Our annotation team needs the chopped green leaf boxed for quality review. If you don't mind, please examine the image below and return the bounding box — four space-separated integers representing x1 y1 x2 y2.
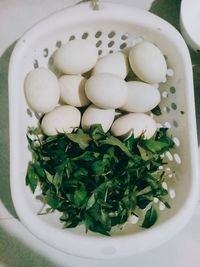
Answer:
137 193 153 209
45 170 54 184
139 139 173 154
142 206 158 228
89 124 106 141
73 185 88 206
26 125 174 235
86 193 96 210
151 105 162 116
66 129 91 149
26 163 38 193
100 135 134 158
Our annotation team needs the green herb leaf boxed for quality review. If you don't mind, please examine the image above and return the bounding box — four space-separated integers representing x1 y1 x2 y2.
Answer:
26 163 38 193
151 105 162 116
73 151 97 161
66 129 91 149
73 185 88 206
86 193 96 210
100 135 134 158
142 206 158 228
44 189 60 209
89 124 106 141
139 139 172 154
137 193 153 209
26 125 173 235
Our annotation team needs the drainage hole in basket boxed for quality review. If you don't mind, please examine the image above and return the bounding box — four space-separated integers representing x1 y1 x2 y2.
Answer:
162 91 168 98
170 86 176 94
108 40 114 48
98 49 102 56
34 112 40 120
128 214 139 224
173 137 180 146
56 41 62 48
169 188 176 199
171 103 177 110
167 68 174 77
153 197 159 203
69 35 76 41
43 48 49 58
159 202 166 211
163 106 170 113
95 31 102 38
33 59 39 69
162 182 168 190
27 109 33 117
174 153 181 164
96 40 102 48
165 151 173 161
82 32 89 39
120 42 127 50
109 50 114 54
165 167 175 178
108 31 116 38
172 120 178 128
121 33 129 40
167 69 174 77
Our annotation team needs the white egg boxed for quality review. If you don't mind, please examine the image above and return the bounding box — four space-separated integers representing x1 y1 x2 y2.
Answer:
41 105 81 136
111 113 157 139
129 41 167 84
24 67 60 113
85 73 128 109
81 104 115 133
54 39 98 74
59 75 90 107
93 52 129 79
121 81 161 112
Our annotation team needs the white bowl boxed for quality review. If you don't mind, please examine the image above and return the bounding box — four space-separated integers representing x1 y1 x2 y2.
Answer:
9 2 199 259
180 0 200 51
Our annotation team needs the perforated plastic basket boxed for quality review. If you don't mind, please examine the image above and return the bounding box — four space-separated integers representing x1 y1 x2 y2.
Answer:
9 1 199 259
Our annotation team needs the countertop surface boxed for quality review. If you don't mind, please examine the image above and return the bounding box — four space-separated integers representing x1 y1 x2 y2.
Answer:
1 1 200 266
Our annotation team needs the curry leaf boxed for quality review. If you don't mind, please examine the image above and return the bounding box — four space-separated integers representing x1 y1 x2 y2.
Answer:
142 206 158 228
151 105 162 116
100 135 134 158
26 163 38 193
26 125 174 236
66 129 91 149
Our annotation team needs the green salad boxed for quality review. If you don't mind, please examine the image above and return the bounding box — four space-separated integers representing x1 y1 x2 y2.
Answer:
26 124 174 235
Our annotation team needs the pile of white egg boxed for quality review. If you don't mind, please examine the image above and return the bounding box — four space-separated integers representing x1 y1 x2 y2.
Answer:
24 39 168 139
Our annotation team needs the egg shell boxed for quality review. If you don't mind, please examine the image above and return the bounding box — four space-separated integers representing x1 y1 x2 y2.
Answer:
121 81 161 112
24 67 60 113
129 41 167 84
41 105 81 136
111 113 157 139
93 52 129 79
81 104 115 133
85 73 128 109
54 39 98 74
59 75 90 107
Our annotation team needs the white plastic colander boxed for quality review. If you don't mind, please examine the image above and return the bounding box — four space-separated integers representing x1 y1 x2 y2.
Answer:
9 1 199 259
